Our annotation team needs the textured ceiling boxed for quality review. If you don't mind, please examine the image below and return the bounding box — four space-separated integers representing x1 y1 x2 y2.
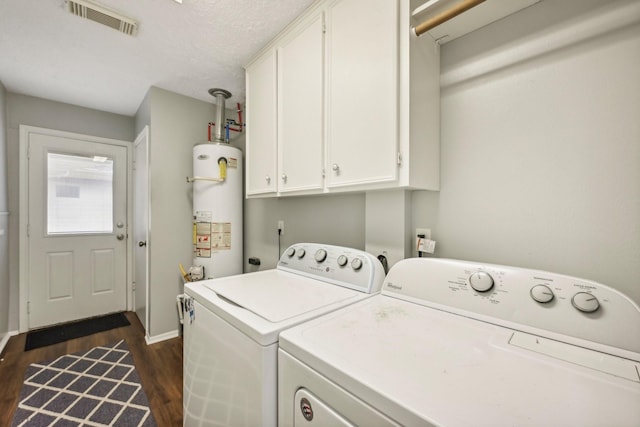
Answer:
0 0 316 116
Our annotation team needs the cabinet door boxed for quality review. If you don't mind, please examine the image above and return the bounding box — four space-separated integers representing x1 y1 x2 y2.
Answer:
246 50 278 196
327 0 399 188
278 13 325 194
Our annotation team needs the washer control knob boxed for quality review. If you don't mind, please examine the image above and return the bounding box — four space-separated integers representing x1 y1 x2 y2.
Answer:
530 284 554 303
337 255 348 267
314 249 327 263
286 247 296 257
351 258 363 271
469 271 494 292
571 292 600 313
296 248 306 259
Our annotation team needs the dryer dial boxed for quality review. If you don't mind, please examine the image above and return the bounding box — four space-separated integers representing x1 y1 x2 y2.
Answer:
469 271 494 292
571 292 600 313
351 258 363 271
296 248 306 259
286 247 296 257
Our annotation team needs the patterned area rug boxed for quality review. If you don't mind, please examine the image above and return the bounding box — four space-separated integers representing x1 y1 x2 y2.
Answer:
11 340 157 427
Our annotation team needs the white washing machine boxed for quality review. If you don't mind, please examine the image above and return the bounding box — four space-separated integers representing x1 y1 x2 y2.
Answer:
279 258 640 426
182 243 385 427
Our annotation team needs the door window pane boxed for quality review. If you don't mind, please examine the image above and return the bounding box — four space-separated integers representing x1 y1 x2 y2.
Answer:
47 153 114 234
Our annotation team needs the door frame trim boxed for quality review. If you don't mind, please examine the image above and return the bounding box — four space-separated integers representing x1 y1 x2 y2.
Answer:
18 125 133 332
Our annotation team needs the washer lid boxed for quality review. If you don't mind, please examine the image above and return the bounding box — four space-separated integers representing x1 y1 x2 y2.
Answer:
205 270 360 322
187 270 373 346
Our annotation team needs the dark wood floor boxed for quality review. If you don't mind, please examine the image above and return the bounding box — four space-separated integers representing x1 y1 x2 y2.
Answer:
0 312 183 427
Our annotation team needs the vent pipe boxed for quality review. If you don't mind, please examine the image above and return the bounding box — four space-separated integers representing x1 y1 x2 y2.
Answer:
209 88 232 143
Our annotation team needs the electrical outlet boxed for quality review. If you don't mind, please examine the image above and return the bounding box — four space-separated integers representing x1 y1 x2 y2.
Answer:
278 220 284 235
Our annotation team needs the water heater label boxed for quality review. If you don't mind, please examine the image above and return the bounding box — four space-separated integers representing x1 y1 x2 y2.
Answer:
195 222 212 258
227 157 238 168
211 222 232 250
195 211 213 222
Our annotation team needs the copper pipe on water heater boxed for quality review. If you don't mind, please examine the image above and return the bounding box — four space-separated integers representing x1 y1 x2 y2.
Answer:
413 0 486 37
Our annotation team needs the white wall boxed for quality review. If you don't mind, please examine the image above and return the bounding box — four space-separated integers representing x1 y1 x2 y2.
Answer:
413 0 640 306
5 93 134 330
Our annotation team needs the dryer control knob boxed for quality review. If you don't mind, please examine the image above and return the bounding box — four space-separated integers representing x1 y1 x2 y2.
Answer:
571 292 600 313
469 271 494 292
314 249 327 263
337 255 348 267
286 247 296 257
296 248 306 259
530 284 554 303
351 258 363 271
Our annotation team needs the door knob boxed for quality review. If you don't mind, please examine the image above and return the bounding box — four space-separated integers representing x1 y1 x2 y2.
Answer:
116 234 125 240
138 241 147 247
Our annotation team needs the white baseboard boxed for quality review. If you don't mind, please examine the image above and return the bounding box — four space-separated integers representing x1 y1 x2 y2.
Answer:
0 330 19 355
145 329 180 345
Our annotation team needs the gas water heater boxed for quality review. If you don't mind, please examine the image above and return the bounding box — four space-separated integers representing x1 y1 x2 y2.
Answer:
190 89 243 279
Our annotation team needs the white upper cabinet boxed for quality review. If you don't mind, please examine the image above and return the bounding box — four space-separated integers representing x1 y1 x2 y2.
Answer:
245 0 440 197
278 13 325 194
326 0 399 188
245 50 277 196
245 10 325 197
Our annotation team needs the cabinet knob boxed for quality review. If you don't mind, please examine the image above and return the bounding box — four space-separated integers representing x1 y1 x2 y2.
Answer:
281 173 287 183
265 175 271 184
332 164 340 173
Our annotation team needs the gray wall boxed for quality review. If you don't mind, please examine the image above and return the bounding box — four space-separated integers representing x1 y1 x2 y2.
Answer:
139 87 247 338
135 91 150 136
5 93 135 330
413 0 640 306
244 194 366 272
0 81 9 342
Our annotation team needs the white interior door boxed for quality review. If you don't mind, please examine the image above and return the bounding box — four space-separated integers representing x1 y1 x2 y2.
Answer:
133 126 149 334
27 132 128 329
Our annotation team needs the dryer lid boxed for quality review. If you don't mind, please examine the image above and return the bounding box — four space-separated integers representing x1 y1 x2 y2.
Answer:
279 295 640 427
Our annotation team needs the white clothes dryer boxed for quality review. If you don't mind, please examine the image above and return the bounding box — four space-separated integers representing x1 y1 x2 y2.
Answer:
182 243 385 427
279 258 640 426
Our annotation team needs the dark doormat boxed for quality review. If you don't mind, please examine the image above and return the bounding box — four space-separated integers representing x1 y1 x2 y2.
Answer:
25 312 130 351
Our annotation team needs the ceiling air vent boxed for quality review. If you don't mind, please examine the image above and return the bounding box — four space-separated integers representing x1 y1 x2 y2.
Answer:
66 0 138 36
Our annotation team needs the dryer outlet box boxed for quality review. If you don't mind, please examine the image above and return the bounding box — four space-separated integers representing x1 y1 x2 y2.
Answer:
416 228 431 240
